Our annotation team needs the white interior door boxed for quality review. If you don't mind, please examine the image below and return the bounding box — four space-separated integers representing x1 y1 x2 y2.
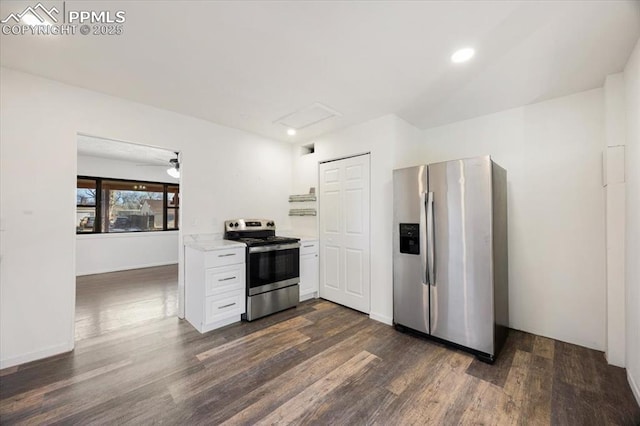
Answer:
319 154 370 313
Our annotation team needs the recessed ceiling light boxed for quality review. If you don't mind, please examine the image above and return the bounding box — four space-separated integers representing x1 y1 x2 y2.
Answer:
451 48 475 64
287 128 297 136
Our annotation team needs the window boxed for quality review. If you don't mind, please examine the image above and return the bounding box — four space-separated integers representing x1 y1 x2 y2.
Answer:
76 176 179 234
167 184 179 230
76 178 97 233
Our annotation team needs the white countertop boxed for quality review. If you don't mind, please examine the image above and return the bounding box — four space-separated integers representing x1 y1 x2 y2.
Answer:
279 231 318 242
184 239 246 251
184 231 317 250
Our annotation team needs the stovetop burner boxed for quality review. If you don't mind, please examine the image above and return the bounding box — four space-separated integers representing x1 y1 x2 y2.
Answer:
223 219 299 247
234 236 300 247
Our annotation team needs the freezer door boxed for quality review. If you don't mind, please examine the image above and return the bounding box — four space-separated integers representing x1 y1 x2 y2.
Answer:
428 156 494 355
393 166 429 334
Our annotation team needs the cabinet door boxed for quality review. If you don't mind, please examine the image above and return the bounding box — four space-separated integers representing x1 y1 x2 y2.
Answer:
300 253 319 300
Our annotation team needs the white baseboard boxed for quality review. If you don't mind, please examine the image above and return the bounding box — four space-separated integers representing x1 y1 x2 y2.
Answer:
0 341 74 370
199 315 242 334
369 311 393 326
299 292 318 302
628 370 640 406
76 261 178 276
605 350 625 368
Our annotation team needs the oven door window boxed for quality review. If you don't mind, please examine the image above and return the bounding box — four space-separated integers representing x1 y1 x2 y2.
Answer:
249 247 300 289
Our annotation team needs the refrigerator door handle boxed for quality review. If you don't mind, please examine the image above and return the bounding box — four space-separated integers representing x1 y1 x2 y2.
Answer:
426 191 436 286
420 191 428 285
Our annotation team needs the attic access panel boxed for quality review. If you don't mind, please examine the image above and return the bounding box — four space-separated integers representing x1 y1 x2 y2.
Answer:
275 103 341 130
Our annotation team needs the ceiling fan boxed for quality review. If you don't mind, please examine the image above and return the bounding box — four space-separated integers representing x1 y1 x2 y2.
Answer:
167 154 180 178
135 152 180 179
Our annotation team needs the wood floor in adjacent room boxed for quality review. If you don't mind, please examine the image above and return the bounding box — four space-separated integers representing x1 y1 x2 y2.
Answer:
1 267 639 425
75 264 179 341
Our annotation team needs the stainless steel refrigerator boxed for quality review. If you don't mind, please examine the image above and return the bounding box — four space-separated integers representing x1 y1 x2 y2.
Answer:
393 156 508 362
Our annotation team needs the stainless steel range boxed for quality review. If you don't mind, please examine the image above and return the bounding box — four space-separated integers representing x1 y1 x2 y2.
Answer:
224 219 300 321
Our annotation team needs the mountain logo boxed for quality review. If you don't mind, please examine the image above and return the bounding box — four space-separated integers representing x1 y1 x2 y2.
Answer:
1 3 59 24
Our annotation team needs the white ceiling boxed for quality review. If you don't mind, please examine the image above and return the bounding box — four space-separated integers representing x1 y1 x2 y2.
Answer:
1 1 639 142
77 134 176 165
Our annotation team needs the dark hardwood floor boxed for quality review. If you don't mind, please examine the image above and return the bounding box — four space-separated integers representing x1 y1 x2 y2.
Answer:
1 266 639 425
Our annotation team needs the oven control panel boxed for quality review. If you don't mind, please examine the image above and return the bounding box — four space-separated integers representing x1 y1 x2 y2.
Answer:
225 219 275 231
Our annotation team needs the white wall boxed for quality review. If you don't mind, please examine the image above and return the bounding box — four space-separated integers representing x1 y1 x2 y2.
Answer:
76 232 179 276
406 89 606 351
289 145 321 237
76 155 180 276
623 39 640 404
0 67 292 368
291 114 419 324
603 74 627 367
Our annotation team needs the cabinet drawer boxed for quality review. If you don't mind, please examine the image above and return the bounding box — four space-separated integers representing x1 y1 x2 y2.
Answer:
299 241 318 255
204 247 245 268
205 291 245 324
205 264 244 296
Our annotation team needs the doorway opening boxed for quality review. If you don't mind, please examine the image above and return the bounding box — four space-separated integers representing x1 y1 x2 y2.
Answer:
74 134 181 341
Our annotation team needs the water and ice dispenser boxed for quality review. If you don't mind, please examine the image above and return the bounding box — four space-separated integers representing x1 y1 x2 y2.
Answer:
399 223 420 255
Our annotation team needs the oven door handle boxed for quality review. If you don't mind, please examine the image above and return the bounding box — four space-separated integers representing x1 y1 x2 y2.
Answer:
248 243 301 253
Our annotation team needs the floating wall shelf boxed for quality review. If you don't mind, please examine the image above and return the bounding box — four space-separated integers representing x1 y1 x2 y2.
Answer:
289 209 317 216
289 190 316 215
289 195 317 202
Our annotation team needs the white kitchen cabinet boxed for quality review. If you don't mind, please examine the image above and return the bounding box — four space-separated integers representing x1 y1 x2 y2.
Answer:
185 241 246 333
299 240 319 301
